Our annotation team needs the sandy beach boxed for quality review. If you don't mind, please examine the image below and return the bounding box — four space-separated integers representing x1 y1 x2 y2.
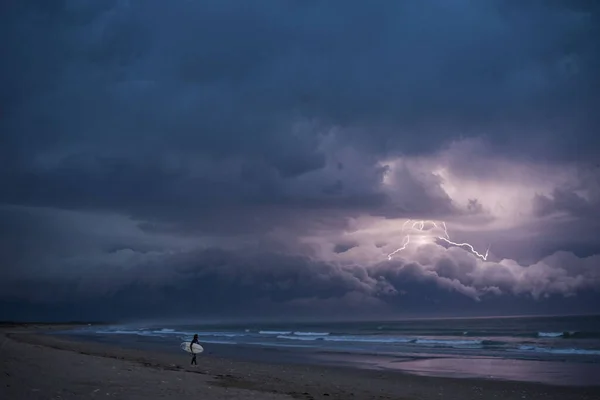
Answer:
1 325 599 400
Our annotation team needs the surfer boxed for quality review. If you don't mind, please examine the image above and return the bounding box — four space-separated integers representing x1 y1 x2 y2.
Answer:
190 334 201 366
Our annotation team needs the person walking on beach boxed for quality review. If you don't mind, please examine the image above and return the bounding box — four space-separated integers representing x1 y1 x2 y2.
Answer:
190 334 200 366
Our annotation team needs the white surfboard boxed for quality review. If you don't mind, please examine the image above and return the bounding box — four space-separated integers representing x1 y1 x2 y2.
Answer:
181 341 204 354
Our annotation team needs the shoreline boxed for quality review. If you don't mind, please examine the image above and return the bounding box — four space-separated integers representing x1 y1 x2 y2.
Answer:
54 330 600 387
2 325 600 399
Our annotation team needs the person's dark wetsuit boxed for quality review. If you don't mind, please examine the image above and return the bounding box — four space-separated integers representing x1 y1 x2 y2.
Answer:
190 334 200 365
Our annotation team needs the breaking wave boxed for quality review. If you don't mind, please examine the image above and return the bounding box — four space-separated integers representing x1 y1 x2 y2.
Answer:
259 331 330 336
518 345 600 356
537 331 600 339
293 331 330 336
276 334 412 344
275 334 489 348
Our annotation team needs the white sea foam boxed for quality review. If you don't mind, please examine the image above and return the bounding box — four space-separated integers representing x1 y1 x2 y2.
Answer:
196 339 237 345
152 329 188 335
414 339 483 347
538 332 563 338
195 332 244 338
518 345 600 356
277 335 322 341
326 336 413 344
293 331 330 336
95 329 159 337
276 334 412 344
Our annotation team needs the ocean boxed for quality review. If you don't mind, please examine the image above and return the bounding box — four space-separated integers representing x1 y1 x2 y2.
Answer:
56 314 600 386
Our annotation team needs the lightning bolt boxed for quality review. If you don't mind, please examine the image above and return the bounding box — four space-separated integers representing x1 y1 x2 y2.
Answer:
386 235 410 260
387 219 490 261
437 237 490 261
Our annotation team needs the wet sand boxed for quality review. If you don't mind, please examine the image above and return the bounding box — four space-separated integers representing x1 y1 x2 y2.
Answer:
1 325 599 400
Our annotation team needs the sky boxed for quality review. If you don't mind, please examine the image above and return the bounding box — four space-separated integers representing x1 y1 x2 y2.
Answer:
1 0 599 322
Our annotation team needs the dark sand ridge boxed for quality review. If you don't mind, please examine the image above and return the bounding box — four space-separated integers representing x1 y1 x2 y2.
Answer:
1 325 600 400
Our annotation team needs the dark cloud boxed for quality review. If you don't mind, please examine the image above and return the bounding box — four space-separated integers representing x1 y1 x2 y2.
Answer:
333 242 358 254
533 188 596 218
532 164 600 219
1 1 599 319
2 1 599 216
2 239 599 320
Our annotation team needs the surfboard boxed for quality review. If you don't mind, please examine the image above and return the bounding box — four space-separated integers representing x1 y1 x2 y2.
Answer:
181 341 204 354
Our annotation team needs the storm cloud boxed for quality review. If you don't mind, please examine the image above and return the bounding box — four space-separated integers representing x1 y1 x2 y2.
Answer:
1 0 599 320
